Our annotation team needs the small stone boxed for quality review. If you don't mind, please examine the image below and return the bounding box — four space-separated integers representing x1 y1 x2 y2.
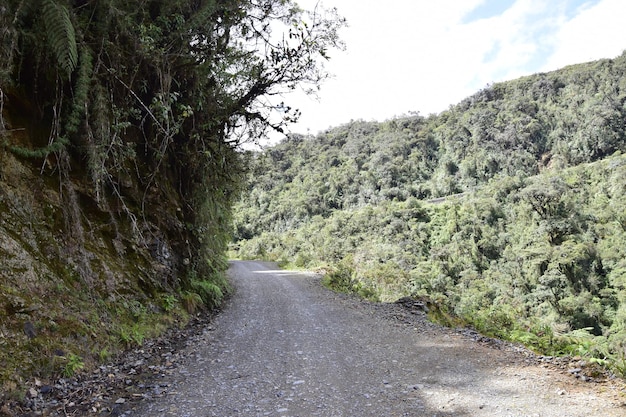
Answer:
28 387 38 398
24 322 36 339
40 385 53 395
115 398 126 404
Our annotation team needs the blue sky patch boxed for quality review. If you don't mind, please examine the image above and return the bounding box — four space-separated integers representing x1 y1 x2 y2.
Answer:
463 0 601 24
563 0 602 19
462 0 517 23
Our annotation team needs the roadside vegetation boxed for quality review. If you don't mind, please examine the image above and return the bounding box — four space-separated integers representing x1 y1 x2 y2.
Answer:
233 52 626 377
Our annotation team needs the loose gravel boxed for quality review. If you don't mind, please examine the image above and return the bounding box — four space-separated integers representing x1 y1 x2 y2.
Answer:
129 261 626 417
8 260 626 416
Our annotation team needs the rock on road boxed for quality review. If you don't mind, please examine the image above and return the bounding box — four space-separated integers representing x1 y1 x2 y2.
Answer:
131 261 625 416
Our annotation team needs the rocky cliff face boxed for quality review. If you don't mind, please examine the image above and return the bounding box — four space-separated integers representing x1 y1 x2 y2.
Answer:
0 102 189 395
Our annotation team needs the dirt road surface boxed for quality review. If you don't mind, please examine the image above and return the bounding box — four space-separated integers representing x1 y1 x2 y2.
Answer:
130 261 626 416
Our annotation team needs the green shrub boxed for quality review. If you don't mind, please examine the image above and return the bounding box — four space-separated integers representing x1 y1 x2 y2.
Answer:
181 291 203 314
321 257 356 293
62 353 84 377
160 294 178 312
190 280 224 309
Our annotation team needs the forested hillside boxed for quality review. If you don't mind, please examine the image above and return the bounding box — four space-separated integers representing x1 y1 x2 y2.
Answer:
233 53 626 374
0 0 344 400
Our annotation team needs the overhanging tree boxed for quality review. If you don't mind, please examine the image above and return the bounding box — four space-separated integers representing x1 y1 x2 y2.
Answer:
0 0 345 295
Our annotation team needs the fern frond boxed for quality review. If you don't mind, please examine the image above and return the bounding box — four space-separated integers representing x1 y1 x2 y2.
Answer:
41 0 77 75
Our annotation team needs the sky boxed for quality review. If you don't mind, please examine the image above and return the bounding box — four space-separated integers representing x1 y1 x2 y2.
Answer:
272 0 626 140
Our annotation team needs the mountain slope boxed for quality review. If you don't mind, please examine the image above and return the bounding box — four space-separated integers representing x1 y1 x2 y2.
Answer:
234 53 626 241
233 52 626 374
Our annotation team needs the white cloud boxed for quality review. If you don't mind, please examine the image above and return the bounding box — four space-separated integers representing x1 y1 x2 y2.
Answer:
542 0 626 71
288 0 488 134
271 0 626 141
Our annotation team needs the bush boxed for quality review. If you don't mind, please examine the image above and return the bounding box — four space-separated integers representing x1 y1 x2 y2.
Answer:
191 280 224 309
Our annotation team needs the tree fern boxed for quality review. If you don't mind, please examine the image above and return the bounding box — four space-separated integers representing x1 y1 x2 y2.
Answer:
42 0 77 76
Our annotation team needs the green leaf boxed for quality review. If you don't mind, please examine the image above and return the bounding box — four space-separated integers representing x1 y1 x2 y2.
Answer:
42 0 77 75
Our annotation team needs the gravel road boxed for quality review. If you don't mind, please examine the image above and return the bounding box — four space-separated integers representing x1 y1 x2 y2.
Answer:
130 260 626 417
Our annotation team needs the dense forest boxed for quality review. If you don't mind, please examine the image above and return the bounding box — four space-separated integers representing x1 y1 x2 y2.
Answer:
0 0 344 397
233 52 626 375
